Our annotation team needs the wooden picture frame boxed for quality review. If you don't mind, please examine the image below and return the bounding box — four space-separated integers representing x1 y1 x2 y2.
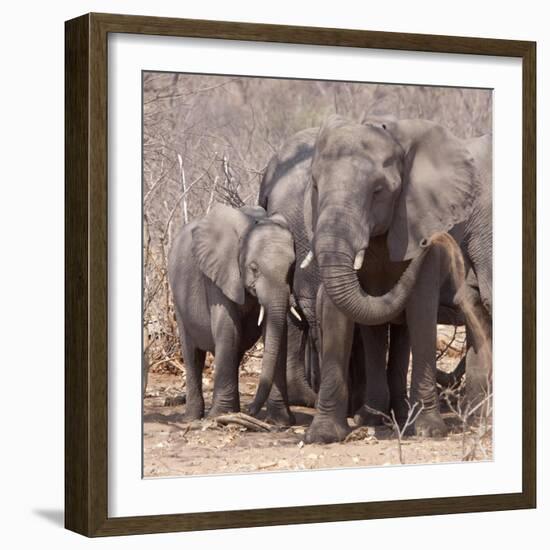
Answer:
65 12 536 537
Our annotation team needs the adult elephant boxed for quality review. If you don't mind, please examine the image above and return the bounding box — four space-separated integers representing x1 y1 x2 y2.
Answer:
259 131 370 413
168 204 298 423
259 128 321 409
302 115 483 443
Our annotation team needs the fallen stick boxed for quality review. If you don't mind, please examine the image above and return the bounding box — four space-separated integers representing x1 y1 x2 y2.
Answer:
344 427 375 443
214 413 274 432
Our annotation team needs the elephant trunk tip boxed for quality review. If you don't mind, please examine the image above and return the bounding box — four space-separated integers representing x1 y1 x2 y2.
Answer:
247 375 271 417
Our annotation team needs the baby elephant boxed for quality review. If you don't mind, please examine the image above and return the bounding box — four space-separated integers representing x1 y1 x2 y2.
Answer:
168 204 298 423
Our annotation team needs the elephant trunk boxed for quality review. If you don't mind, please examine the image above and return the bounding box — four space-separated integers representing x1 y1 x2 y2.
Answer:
315 234 429 325
248 295 289 416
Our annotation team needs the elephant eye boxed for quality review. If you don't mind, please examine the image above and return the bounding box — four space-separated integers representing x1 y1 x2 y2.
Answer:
249 261 259 274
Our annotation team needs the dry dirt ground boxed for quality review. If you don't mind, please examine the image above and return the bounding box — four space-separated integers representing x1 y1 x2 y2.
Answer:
143 327 492 478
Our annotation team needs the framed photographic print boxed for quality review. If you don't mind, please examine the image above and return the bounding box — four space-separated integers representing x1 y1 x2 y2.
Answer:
65 13 536 536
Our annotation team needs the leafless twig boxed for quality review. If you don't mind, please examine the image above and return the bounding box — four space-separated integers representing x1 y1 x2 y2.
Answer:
177 153 189 224
360 401 425 464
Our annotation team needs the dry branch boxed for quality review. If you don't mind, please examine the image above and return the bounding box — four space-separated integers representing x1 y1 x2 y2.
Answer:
214 413 275 432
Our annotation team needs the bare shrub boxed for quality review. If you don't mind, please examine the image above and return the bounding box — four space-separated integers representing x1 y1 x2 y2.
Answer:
440 375 493 461
358 402 425 464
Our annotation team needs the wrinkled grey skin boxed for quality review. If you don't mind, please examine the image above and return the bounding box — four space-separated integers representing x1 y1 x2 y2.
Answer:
455 134 493 408
259 128 320 409
167 204 296 424
461 134 493 317
302 116 480 443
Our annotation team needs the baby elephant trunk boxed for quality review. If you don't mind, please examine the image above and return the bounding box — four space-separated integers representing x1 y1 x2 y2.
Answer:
247 296 289 416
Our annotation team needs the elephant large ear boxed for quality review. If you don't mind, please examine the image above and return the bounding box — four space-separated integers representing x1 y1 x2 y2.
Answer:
191 204 255 304
386 119 479 261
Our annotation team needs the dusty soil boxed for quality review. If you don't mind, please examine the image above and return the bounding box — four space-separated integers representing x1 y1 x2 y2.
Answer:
143 327 492 477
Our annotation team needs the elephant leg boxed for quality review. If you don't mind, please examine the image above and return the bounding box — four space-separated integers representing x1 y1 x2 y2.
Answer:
461 282 492 415
354 324 390 427
175 317 206 419
305 287 353 444
464 327 492 417
208 304 242 417
285 319 317 407
387 323 410 427
209 347 242 417
265 323 295 426
348 326 366 417
406 250 448 437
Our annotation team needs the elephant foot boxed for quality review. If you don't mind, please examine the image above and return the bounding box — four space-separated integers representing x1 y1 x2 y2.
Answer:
304 413 351 444
208 399 240 418
353 405 387 427
180 403 204 422
414 409 448 437
265 402 296 426
287 383 317 408
164 393 186 407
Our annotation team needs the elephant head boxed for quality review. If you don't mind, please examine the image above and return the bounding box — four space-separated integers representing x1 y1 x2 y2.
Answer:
305 115 478 324
191 203 296 414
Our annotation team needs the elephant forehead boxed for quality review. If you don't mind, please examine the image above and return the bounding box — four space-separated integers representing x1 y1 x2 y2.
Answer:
322 123 394 153
248 224 295 258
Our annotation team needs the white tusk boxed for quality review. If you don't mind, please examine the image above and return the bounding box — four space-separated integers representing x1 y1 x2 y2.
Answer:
354 249 365 271
300 250 314 269
290 306 302 321
257 305 265 326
